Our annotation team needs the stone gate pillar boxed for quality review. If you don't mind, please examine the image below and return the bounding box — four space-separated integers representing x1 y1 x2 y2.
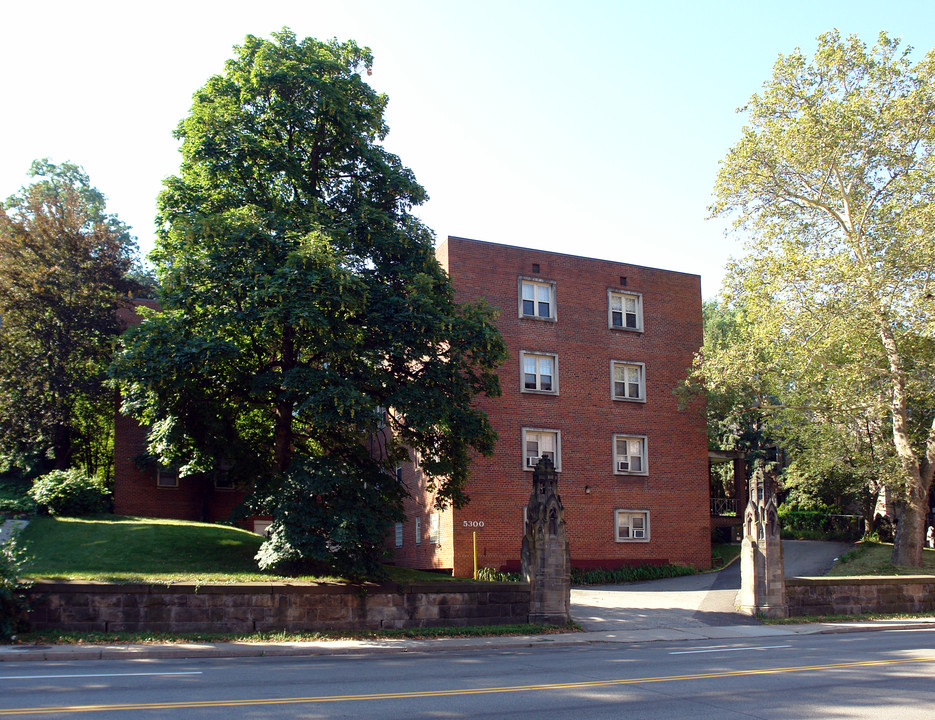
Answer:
739 459 787 618
521 457 570 625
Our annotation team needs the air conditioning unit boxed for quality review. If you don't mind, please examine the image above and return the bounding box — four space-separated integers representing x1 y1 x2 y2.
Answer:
617 461 628 472
527 456 539 467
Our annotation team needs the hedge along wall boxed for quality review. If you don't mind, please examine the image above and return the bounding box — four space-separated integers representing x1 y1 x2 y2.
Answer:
26 580 532 633
786 576 935 616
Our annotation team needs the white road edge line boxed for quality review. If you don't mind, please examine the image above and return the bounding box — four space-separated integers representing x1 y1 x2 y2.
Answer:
670 645 792 655
0 671 203 681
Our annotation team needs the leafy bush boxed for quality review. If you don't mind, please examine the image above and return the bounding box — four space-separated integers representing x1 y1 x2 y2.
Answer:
476 567 521 582
0 474 36 517
777 505 864 542
29 469 110 516
570 563 694 586
0 533 31 641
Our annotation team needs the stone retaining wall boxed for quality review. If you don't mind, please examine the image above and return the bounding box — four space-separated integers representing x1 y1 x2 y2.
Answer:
26 580 532 633
787 576 935 616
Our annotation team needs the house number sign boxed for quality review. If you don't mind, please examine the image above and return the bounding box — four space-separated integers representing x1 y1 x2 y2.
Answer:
462 520 485 528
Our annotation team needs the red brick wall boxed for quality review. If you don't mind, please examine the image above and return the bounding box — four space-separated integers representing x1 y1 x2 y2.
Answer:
393 237 710 577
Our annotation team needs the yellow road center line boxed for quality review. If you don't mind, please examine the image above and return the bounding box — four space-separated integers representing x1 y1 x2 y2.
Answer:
2 655 934 716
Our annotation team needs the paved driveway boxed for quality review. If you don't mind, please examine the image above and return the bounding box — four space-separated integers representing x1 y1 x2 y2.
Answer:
570 540 853 631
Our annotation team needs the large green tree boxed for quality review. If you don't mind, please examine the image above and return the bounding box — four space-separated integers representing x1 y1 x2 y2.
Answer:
112 30 506 577
0 160 141 476
704 31 935 565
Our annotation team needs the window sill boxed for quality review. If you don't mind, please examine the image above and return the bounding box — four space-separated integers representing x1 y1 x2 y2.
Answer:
520 314 558 322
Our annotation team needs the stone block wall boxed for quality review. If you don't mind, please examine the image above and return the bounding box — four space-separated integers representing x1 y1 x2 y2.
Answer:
26 580 532 633
786 576 935 616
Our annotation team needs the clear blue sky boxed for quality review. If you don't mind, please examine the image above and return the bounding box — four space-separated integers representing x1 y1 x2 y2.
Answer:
3 0 933 298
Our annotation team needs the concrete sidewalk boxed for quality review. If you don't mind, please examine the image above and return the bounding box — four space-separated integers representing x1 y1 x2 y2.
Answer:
3 618 935 663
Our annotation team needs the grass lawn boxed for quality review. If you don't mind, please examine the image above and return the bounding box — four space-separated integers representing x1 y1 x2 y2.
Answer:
17 515 474 584
711 543 741 568
827 541 935 576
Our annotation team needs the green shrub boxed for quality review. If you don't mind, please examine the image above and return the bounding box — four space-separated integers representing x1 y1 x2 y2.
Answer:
29 469 110 516
0 533 31 641
0 474 35 517
570 563 694 586
777 506 864 542
476 567 521 582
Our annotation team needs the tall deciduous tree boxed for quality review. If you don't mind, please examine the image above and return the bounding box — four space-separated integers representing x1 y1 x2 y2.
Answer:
705 31 935 565
112 30 506 577
0 161 141 476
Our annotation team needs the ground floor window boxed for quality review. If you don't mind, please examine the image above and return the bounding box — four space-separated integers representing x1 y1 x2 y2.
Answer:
395 522 403 547
615 509 649 542
156 466 179 488
415 517 421 544
429 513 440 544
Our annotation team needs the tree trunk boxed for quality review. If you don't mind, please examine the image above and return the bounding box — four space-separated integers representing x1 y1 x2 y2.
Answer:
891 480 927 566
876 310 932 566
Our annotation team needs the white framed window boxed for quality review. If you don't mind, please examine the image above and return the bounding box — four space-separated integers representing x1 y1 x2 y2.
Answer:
615 510 650 542
614 435 648 475
429 513 440 544
395 464 403 483
520 351 558 394
522 428 561 471
395 522 403 547
608 290 642 331
519 278 556 320
415 517 422 544
611 361 645 401
156 466 179 488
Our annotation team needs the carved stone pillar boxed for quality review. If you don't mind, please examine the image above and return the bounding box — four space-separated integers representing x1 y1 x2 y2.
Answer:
521 457 570 625
739 459 787 618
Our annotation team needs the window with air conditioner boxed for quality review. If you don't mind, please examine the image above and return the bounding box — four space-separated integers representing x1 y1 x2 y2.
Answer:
614 435 647 475
615 510 649 542
522 428 561 471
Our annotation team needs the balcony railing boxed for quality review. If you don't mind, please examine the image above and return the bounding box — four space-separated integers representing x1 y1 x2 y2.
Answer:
710 498 740 517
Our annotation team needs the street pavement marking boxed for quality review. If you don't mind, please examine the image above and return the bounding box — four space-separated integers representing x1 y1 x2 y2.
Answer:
0 672 202 681
670 645 792 655
1 656 934 715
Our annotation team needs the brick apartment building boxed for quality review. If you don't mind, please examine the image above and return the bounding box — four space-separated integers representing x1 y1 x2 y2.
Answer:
389 237 711 577
112 237 711 575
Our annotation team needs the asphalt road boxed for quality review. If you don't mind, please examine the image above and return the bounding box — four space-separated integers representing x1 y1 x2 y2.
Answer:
1 627 933 718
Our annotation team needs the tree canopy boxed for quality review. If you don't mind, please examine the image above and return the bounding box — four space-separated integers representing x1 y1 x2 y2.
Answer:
112 30 506 577
0 160 141 476
699 31 935 565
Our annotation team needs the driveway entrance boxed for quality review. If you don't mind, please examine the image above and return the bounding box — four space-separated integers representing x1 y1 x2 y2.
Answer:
570 540 852 631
